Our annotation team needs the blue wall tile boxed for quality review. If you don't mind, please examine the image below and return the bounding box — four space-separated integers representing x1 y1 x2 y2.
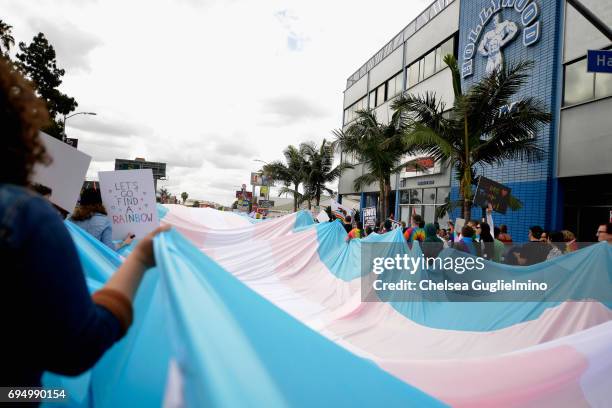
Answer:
453 0 563 242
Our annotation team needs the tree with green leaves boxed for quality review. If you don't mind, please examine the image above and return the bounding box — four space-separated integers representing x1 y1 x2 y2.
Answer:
192 200 201 208
332 109 421 222
262 145 307 212
0 20 15 57
15 32 78 139
181 192 189 204
159 187 170 203
301 139 352 208
394 55 551 219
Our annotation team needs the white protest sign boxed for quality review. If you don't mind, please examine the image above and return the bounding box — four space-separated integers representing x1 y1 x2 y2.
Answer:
31 132 92 212
363 207 377 228
455 218 465 231
454 217 465 239
316 210 330 223
98 169 159 240
331 200 354 216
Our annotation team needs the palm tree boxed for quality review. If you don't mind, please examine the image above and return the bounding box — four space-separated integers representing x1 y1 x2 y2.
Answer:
262 145 307 212
300 139 352 208
0 20 15 57
159 187 170 203
394 55 551 219
333 109 421 221
181 192 188 204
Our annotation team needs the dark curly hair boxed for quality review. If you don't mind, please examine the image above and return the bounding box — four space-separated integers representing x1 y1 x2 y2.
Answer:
0 57 51 185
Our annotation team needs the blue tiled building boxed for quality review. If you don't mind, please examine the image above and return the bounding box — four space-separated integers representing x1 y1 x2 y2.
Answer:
338 0 612 241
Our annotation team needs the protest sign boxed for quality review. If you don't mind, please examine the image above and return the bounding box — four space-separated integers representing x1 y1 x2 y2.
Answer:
258 200 275 208
236 190 253 201
317 210 329 223
390 220 402 230
331 200 354 222
250 173 272 186
31 132 92 212
316 211 330 223
363 207 377 228
237 198 250 212
455 218 465 232
98 169 159 240
473 176 511 214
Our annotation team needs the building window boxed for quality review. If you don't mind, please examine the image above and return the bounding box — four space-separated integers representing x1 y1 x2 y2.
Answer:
418 59 425 82
407 63 419 89
435 47 443 72
369 90 376 109
564 59 594 106
399 187 450 225
386 71 403 100
344 95 368 125
406 36 455 90
563 52 612 106
423 205 435 224
595 72 612 99
376 85 385 107
422 188 436 204
437 187 450 203
423 50 436 79
438 37 454 70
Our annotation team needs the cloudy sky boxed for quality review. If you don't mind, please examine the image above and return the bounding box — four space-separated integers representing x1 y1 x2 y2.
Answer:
5 0 430 205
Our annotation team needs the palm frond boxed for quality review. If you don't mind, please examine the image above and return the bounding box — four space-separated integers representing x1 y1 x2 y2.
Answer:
353 173 378 192
403 124 455 162
472 97 550 165
444 54 462 97
457 60 534 138
435 199 463 219
277 186 302 200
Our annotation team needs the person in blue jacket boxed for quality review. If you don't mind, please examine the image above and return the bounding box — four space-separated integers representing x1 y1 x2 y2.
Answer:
71 187 134 251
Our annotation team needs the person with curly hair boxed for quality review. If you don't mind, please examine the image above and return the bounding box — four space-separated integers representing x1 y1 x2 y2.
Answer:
0 57 169 389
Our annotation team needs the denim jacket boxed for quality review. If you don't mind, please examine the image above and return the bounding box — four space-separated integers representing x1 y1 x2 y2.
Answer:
71 213 115 250
0 183 123 387
0 183 44 248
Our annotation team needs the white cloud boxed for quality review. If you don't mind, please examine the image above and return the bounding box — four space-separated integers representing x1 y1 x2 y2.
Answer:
260 95 328 126
25 18 103 73
6 0 431 205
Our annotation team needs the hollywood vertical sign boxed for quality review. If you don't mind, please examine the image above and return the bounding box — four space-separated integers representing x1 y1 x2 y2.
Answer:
462 0 542 78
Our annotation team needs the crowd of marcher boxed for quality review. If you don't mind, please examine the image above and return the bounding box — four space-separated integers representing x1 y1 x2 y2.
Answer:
334 203 612 267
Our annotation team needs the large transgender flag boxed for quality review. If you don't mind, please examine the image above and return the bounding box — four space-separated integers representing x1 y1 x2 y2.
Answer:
43 205 612 407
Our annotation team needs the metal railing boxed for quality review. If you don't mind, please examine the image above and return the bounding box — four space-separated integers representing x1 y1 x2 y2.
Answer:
345 0 455 89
